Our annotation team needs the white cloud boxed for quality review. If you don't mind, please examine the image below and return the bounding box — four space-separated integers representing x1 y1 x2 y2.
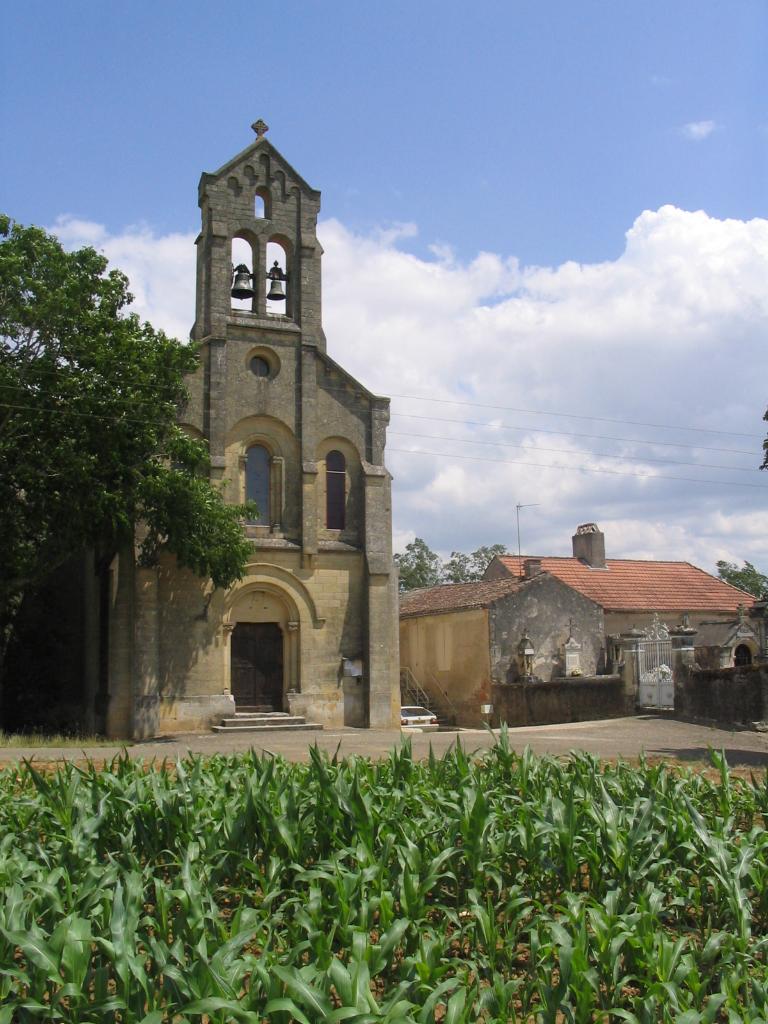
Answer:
50 216 196 342
681 120 717 141
53 206 768 576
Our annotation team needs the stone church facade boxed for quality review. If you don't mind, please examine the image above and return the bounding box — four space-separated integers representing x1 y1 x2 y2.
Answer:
103 125 400 738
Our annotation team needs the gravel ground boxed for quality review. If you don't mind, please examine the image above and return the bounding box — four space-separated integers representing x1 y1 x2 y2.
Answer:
1 715 766 769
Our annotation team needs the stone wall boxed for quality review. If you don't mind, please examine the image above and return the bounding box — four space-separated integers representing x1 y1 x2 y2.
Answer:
674 663 768 727
489 574 605 683
491 675 628 728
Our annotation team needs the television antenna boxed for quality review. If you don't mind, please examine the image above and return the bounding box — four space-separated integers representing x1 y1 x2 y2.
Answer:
515 503 541 567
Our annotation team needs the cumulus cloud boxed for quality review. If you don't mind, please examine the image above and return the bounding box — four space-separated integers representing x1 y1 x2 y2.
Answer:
50 216 196 342
681 120 717 141
53 206 768 575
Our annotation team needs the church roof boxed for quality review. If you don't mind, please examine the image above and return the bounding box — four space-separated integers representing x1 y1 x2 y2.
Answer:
202 134 320 197
399 577 524 619
493 556 755 613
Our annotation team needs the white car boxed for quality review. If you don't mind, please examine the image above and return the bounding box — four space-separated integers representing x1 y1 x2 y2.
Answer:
400 705 439 731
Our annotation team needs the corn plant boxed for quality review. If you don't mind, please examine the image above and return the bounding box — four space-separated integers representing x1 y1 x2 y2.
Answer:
0 735 766 1022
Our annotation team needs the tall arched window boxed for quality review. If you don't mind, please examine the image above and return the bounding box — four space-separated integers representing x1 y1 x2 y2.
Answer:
231 237 254 312
326 450 346 530
245 445 270 525
266 239 288 315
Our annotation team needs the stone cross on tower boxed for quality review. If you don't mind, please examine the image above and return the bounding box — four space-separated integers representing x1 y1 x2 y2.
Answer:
251 118 269 139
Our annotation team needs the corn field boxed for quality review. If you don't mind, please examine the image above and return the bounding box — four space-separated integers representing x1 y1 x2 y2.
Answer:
1 735 767 1023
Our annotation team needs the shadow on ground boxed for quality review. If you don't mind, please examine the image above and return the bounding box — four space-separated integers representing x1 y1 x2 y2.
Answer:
648 746 768 768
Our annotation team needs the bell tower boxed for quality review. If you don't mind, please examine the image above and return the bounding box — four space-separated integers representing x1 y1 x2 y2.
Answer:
192 118 326 349
162 122 402 735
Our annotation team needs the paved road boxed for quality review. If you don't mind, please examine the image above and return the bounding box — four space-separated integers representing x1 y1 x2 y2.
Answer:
1 716 767 768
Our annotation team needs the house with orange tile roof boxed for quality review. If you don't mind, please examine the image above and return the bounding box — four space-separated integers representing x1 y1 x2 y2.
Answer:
484 522 762 669
399 570 610 726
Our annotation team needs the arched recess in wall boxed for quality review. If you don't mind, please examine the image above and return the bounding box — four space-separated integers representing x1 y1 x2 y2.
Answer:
231 232 258 313
733 642 754 667
266 235 292 317
254 187 271 220
227 415 300 535
316 436 363 544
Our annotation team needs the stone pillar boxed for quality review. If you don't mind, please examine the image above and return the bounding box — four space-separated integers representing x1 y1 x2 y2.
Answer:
669 625 698 667
271 455 285 531
132 564 162 740
751 599 768 663
616 628 644 711
105 549 134 739
669 624 697 718
363 466 399 729
81 550 99 734
207 338 228 482
221 622 235 698
287 620 300 693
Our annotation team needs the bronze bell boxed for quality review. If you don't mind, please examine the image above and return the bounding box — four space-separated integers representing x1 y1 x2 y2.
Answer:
266 260 286 301
231 264 254 300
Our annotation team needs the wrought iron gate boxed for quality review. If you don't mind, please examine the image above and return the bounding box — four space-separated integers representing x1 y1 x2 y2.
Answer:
637 615 674 710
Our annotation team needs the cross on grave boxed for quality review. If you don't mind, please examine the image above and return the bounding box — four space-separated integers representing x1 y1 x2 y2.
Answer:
567 616 575 637
251 119 269 139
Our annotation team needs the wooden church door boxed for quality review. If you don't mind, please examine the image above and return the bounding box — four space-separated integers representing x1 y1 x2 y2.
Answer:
230 622 284 709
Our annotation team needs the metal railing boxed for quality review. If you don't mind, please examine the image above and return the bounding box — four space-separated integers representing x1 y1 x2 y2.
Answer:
400 666 460 726
400 666 431 708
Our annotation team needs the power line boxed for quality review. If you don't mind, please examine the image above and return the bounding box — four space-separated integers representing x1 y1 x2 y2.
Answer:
309 379 763 441
384 391 762 440
5 363 760 443
387 446 768 490
391 412 758 457
388 430 764 474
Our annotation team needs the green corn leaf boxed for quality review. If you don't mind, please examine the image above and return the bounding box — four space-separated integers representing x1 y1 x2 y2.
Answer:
263 996 312 1024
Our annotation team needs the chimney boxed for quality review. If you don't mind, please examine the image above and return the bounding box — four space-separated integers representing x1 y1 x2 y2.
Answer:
572 523 606 568
523 558 542 579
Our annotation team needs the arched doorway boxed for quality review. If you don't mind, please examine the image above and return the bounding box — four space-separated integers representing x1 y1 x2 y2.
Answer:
734 644 752 667
231 622 284 709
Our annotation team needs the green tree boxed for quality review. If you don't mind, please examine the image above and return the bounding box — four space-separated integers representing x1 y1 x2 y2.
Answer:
716 560 768 598
442 543 508 583
0 216 253 655
394 538 442 592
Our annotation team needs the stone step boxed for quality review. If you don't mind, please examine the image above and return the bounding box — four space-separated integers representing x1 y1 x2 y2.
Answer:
211 721 323 734
220 714 305 726
228 716 294 724
236 705 275 714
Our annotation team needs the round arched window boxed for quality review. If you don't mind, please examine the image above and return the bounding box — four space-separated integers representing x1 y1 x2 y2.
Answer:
250 356 270 378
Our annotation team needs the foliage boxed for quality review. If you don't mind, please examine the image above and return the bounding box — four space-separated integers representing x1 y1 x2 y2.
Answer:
0 216 253 627
396 539 507 591
0 740 766 1022
442 544 508 584
395 538 443 591
716 559 768 598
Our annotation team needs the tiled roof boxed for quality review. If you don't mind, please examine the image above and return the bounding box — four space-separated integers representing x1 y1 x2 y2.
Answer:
399 578 523 619
495 556 756 613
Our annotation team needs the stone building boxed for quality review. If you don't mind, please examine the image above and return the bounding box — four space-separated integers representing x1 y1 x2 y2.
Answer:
484 523 760 669
399 573 605 727
98 123 400 738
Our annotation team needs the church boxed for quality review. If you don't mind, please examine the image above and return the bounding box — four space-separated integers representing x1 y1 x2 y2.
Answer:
98 123 400 738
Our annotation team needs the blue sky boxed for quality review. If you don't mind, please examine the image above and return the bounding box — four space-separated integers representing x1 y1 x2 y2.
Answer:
4 1 765 263
3 2 768 572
